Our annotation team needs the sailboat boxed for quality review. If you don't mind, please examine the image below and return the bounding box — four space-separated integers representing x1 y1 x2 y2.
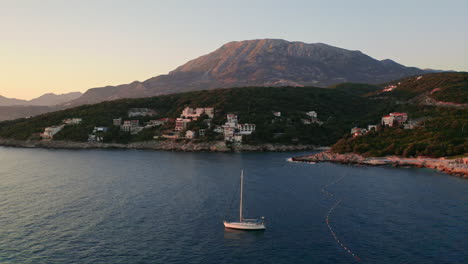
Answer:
223 170 266 230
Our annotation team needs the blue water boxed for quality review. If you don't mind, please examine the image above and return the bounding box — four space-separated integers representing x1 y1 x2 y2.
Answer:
0 147 467 264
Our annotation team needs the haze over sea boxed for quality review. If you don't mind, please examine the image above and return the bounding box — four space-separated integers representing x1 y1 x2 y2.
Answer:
1 147 467 264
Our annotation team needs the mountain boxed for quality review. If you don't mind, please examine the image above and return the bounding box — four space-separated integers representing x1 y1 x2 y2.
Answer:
28 92 82 106
0 106 59 122
0 92 81 121
70 39 428 105
0 92 82 107
0 96 28 106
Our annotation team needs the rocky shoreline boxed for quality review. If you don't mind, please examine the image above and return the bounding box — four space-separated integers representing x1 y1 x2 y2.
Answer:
292 151 468 178
0 138 325 152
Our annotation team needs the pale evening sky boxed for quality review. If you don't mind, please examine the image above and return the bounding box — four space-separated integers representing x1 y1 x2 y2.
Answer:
1 0 467 99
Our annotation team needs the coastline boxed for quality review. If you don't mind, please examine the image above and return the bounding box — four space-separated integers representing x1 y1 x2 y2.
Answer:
0 138 327 152
291 151 468 178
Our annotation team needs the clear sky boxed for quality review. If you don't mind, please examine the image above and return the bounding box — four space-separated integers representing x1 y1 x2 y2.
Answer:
1 0 467 99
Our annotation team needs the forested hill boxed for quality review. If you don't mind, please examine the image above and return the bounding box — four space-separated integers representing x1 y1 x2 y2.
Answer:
1 72 466 157
330 73 468 158
375 72 468 104
0 86 389 146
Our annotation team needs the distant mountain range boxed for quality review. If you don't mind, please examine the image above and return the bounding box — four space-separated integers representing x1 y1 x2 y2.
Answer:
0 92 82 106
69 39 430 106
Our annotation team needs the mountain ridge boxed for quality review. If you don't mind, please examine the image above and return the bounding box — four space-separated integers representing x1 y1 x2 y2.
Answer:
0 92 82 106
68 39 430 106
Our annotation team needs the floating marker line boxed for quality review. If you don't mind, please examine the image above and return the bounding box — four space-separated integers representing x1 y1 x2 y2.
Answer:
322 175 361 262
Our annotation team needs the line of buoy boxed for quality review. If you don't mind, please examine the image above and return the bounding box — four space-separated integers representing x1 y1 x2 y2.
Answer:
322 176 361 262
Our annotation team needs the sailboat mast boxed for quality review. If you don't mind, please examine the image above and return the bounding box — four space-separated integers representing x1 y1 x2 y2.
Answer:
240 170 243 222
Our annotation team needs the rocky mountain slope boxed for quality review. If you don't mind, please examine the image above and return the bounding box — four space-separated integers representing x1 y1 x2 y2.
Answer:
70 39 427 105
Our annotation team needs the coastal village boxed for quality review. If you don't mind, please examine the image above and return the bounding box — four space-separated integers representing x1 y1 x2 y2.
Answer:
350 112 418 137
39 107 420 145
39 106 326 144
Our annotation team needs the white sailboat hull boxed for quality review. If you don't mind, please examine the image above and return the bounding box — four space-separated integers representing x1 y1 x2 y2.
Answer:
224 221 266 230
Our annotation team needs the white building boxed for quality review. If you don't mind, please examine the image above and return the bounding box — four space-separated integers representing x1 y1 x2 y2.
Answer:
273 111 281 117
63 118 82 125
181 107 214 119
147 118 171 127
223 126 235 139
382 112 408 127
121 120 142 134
237 123 256 135
225 114 238 128
185 130 195 139
128 108 156 117
350 127 367 137
88 127 108 142
306 111 317 118
41 125 65 140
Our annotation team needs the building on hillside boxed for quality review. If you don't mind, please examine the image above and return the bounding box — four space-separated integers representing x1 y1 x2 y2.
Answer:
350 127 367 137
181 107 214 119
381 112 408 127
306 111 317 118
128 108 156 117
113 118 122 126
88 126 108 142
221 114 256 142
40 125 65 140
185 130 195 139
63 118 82 125
94 126 108 132
225 114 238 128
381 115 393 126
273 111 281 117
147 118 171 127
223 126 235 139
175 118 191 131
237 123 256 135
121 120 142 134
368 125 378 131
302 111 322 125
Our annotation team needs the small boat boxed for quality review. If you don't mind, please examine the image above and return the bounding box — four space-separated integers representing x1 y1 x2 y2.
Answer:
224 170 266 230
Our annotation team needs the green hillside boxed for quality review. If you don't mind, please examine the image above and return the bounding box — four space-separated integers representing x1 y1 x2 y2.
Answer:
0 86 389 146
1 73 466 156
329 73 468 157
331 107 468 157
380 72 468 104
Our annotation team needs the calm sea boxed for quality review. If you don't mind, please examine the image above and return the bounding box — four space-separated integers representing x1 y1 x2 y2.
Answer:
0 147 467 264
